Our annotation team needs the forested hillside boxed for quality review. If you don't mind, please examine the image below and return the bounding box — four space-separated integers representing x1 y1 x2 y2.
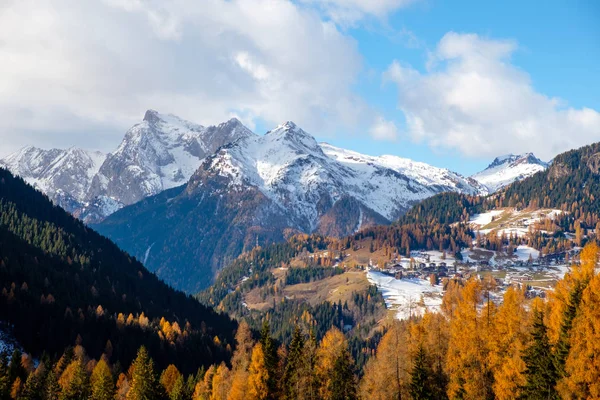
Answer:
7 243 595 399
0 168 236 374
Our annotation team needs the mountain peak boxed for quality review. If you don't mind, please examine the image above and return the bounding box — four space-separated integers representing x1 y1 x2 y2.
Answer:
473 152 548 192
143 109 161 124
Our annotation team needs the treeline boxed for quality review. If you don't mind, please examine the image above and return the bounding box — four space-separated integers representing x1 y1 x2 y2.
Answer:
0 168 236 373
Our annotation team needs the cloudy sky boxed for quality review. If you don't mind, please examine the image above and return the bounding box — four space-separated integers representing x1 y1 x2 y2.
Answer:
1 0 599 174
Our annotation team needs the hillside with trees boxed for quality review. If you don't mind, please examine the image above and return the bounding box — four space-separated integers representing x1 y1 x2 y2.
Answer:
4 242 599 399
0 168 236 374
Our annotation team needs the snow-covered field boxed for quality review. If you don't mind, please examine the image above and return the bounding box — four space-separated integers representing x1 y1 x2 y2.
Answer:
469 208 564 237
367 270 443 320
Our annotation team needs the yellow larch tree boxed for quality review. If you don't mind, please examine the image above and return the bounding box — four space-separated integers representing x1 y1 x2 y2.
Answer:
247 343 269 400
488 286 531 400
559 246 600 398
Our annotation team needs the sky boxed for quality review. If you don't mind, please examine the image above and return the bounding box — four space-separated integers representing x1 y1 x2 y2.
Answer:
0 0 599 175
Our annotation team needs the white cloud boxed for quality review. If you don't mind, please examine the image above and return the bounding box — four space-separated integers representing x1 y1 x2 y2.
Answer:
0 0 374 155
369 116 398 141
299 0 416 25
385 32 600 160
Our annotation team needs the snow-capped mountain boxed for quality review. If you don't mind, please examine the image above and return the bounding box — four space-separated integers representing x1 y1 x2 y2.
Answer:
87 110 253 206
471 153 548 192
188 121 488 230
1 110 253 222
96 121 489 292
0 146 105 211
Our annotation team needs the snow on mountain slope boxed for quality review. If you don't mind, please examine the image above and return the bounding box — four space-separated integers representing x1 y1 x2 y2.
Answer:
87 110 253 206
189 121 488 231
471 153 548 192
1 110 254 222
0 146 105 209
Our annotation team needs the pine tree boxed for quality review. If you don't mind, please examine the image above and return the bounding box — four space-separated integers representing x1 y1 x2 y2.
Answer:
409 346 433 400
520 310 559 400
127 347 159 400
90 359 114 400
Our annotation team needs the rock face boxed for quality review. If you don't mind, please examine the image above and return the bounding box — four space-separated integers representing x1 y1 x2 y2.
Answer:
0 146 105 212
95 121 487 293
1 110 253 222
87 110 252 206
472 153 548 192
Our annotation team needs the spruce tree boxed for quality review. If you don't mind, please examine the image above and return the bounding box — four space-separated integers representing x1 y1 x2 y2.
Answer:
90 359 114 400
554 283 583 378
21 367 45 400
259 320 278 399
126 347 159 400
329 350 356 400
282 325 304 399
45 370 60 400
520 311 559 400
409 346 433 400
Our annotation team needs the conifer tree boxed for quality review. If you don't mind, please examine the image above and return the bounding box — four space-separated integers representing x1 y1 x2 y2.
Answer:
160 365 181 398
58 359 89 400
282 325 304 399
209 363 230 400
90 359 114 400
259 321 278 399
559 272 600 397
247 343 269 400
45 370 60 400
329 349 356 400
409 346 433 400
0 352 10 400
520 310 559 400
21 365 46 400
315 327 354 400
10 377 22 400
169 375 186 400
127 347 159 400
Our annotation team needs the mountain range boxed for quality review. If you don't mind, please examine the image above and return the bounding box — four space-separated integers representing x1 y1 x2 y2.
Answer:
0 110 548 292
0 110 252 223
91 119 493 292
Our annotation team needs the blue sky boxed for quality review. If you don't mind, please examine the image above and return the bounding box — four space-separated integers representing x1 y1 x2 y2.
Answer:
1 0 599 176
311 0 600 174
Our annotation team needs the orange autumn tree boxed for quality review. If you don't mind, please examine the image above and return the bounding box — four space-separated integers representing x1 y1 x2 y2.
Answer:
559 242 600 398
488 286 531 399
445 278 494 399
